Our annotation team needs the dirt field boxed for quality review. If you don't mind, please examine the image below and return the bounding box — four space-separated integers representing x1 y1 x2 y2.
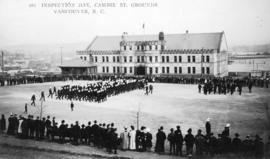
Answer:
0 81 269 143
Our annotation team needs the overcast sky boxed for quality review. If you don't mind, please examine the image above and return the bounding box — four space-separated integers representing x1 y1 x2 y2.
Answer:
0 0 270 48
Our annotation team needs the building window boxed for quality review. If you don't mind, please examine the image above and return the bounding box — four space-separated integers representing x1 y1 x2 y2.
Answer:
102 67 105 73
166 56 169 63
117 67 120 73
123 46 126 50
137 56 140 62
201 55 204 62
162 67 165 73
155 56 158 62
113 67 116 73
141 56 144 62
202 67 205 74
106 66 109 73
149 45 152 51
129 67 132 73
187 56 191 63
179 56 182 63
188 67 191 74
80 56 83 60
174 67 177 73
206 67 210 74
155 45 158 50
179 67 182 74
162 56 165 63
141 45 144 51
117 56 120 62
113 56 115 62
192 56 195 62
166 67 169 73
124 67 127 74
102 56 105 62
149 67 152 74
174 56 177 62
155 67 158 73
124 56 127 63
161 45 164 51
192 67 196 74
95 56 98 62
130 46 132 50
206 55 210 63
129 56 132 62
149 56 152 63
85 56 87 61
137 45 140 50
106 56 109 62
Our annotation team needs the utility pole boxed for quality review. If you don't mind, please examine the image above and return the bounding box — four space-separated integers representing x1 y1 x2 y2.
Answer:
60 47 63 65
136 104 140 130
1 51 4 73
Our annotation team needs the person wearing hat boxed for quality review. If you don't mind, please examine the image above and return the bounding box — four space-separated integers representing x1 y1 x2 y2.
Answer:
145 128 152 152
48 87 53 98
120 127 129 150
167 128 175 155
70 101 74 111
174 125 183 156
128 125 136 150
73 121 81 145
31 94 36 106
222 123 230 138
205 118 211 137
195 129 205 156
0 114 6 134
155 126 166 154
24 103 28 114
184 128 195 157
254 134 264 157
232 133 241 154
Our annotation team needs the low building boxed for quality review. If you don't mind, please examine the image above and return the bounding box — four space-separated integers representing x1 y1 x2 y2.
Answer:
59 59 97 75
76 31 228 77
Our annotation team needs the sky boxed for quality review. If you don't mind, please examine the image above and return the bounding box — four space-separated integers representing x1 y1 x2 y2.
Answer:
0 0 270 48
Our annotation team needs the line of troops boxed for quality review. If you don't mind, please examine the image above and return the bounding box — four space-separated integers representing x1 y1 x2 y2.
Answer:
29 78 146 105
55 78 146 103
0 114 268 157
1 75 269 89
198 78 256 95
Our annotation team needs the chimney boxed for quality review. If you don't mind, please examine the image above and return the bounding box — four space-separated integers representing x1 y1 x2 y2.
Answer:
159 32 164 41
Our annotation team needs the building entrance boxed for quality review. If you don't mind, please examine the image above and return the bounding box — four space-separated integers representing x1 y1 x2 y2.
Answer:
135 66 146 75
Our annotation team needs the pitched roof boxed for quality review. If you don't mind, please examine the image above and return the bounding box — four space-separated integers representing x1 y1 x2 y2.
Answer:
59 59 96 68
85 32 224 51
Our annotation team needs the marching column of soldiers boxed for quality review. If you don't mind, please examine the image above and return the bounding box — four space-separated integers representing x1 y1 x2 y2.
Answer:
1 113 268 157
55 78 146 103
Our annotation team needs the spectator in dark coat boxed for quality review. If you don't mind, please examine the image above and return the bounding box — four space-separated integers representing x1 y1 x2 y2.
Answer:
0 114 6 133
155 126 166 154
167 128 175 155
174 125 183 156
205 118 211 137
185 128 195 157
195 129 205 156
232 133 241 154
254 135 264 158
145 128 152 152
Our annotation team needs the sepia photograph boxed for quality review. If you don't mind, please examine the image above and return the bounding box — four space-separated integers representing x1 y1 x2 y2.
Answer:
0 0 270 158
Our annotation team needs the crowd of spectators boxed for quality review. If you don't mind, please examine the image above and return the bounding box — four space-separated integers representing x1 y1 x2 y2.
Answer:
0 113 268 158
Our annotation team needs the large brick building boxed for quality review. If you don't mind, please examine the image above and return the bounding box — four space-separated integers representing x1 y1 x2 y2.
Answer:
75 31 228 77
